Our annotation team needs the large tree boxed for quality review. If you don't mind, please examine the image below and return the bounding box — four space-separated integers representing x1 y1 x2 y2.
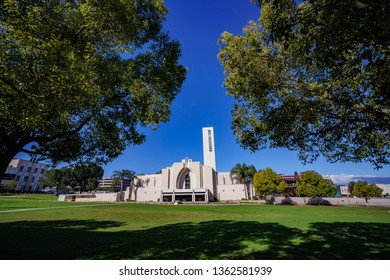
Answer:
296 171 336 197
40 164 103 193
351 181 383 198
348 181 357 196
253 167 287 196
69 163 103 193
0 0 186 177
230 163 257 199
218 0 389 169
39 166 72 194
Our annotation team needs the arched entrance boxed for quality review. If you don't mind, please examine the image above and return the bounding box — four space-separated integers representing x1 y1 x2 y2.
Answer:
176 168 196 189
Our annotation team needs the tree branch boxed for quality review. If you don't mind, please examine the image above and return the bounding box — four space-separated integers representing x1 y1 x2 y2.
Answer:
0 75 32 101
31 93 123 143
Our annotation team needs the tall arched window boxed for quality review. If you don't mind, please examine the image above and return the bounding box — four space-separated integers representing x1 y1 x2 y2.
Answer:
184 174 190 189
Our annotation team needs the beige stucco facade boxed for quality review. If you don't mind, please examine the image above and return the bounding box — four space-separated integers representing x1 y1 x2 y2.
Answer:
125 158 244 202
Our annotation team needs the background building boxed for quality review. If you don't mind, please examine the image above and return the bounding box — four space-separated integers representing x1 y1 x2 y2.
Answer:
1 159 48 192
98 177 131 191
280 172 300 196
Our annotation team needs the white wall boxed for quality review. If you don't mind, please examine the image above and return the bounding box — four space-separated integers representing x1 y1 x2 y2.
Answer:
126 174 164 202
274 196 390 206
377 184 390 195
217 172 235 185
217 184 246 201
135 188 161 202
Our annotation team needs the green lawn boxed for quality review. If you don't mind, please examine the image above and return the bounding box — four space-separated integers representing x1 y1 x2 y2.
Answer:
0 195 389 260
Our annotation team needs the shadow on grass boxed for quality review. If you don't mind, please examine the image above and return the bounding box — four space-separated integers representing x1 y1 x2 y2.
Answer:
0 220 389 259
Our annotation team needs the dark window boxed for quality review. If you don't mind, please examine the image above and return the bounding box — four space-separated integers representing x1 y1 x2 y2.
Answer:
208 130 213 152
185 174 190 189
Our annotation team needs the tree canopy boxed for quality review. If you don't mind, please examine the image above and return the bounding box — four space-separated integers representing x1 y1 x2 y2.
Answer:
253 167 287 196
40 163 103 193
230 163 257 184
296 171 336 197
218 0 389 169
351 181 383 198
0 0 186 177
70 163 103 193
39 166 72 194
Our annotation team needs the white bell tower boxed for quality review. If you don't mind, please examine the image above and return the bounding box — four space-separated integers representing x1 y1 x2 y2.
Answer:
202 127 216 170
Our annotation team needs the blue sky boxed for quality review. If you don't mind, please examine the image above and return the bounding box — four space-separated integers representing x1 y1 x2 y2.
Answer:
101 0 389 181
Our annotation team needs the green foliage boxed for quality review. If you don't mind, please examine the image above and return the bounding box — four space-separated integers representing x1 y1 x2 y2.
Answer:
230 163 257 184
218 0 390 168
348 181 357 195
40 163 103 193
296 171 336 197
112 169 136 194
39 167 72 193
0 0 187 177
352 181 383 198
253 167 287 195
69 163 104 193
0 180 18 192
230 163 257 199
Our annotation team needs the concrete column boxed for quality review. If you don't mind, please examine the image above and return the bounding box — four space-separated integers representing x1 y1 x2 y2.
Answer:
192 190 195 202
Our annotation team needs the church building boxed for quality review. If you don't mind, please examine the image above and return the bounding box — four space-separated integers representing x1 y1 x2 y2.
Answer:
125 127 248 202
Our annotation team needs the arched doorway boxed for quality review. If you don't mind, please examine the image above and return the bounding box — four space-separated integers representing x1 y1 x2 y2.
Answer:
176 168 196 189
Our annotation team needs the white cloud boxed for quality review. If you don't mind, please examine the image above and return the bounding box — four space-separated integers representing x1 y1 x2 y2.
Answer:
329 174 390 185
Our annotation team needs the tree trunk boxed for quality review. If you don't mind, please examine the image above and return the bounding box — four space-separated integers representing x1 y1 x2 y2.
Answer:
1 133 30 178
0 148 19 179
245 182 251 199
129 183 133 200
119 179 124 201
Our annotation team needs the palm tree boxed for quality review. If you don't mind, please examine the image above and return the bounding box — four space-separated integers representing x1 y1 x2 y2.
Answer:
112 169 136 201
230 163 257 199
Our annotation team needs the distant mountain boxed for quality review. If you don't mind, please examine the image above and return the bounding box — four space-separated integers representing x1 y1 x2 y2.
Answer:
329 175 390 185
353 176 390 184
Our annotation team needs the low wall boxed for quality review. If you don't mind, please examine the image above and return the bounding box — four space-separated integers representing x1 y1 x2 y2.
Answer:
77 193 120 202
58 193 121 203
274 196 390 206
